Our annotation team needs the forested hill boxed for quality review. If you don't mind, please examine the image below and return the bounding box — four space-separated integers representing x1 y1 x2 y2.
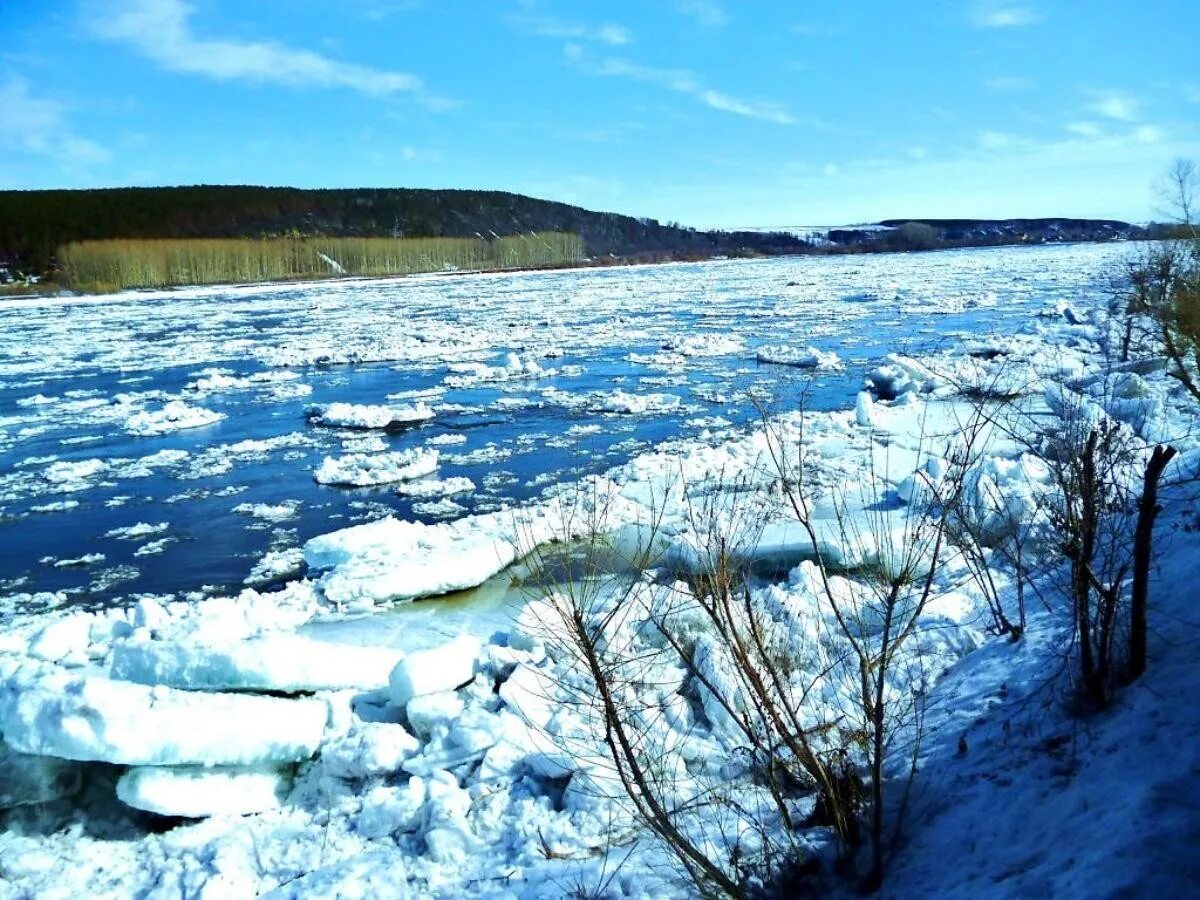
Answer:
0 185 807 275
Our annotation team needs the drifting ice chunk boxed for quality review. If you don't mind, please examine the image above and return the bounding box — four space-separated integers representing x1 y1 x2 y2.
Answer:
304 514 518 607
126 400 225 436
864 354 948 400
309 401 434 431
314 448 438 487
116 764 290 817
110 634 405 693
394 476 475 499
0 671 327 766
756 345 842 369
592 390 681 414
389 634 482 705
444 352 550 387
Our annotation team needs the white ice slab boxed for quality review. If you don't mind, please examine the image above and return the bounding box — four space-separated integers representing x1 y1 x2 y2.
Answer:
389 635 482 705
0 671 327 766
313 448 438 487
116 763 290 817
110 634 405 693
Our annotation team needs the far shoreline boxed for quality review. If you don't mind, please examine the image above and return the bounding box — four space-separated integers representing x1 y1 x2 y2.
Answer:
0 235 1147 306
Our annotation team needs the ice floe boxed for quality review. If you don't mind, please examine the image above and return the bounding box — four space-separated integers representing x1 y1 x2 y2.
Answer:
308 401 434 430
313 448 439 487
125 400 225 436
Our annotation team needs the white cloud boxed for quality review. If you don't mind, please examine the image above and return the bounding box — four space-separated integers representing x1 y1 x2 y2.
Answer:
1088 91 1139 122
1133 125 1164 144
512 14 631 46
88 0 440 102
1066 120 1103 138
978 130 1018 150
985 75 1032 91
676 1 729 28
568 49 794 125
907 146 929 160
0 76 110 166
969 2 1043 28
698 90 794 125
400 145 441 162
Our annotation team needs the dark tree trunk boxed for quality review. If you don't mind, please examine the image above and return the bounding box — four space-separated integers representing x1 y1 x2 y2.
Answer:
1129 444 1177 681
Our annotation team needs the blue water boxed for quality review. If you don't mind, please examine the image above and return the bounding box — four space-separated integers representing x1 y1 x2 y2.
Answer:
0 243 1129 611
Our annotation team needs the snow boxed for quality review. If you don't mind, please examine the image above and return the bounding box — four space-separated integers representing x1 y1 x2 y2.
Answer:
309 401 434 430
110 634 405 692
0 672 328 765
444 351 554 387
312 444 439 487
233 500 300 521
756 344 842 369
116 764 291 818
394 475 475 498
303 514 518 607
105 521 170 540
592 389 681 414
313 447 438 487
389 635 482 705
125 400 225 436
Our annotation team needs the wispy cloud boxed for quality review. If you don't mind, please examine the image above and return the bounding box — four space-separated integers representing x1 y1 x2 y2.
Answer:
1066 120 1103 138
969 2 1043 29
1133 125 1163 144
978 130 1023 150
0 76 110 166
88 0 445 104
564 46 795 125
676 1 729 28
985 75 1032 91
511 14 631 46
1087 90 1139 122
791 22 838 38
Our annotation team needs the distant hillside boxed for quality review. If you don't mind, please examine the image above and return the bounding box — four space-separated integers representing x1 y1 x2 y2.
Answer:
836 217 1144 248
0 185 808 277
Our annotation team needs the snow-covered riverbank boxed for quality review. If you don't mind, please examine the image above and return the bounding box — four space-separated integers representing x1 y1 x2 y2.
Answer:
3 244 1198 898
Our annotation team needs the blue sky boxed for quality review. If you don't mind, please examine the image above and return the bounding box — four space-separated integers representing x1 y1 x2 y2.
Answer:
1 0 1197 226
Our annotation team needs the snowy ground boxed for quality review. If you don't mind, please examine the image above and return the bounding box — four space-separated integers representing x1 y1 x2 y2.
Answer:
3 243 1198 898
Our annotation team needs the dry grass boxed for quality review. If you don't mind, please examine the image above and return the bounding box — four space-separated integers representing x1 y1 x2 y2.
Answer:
58 233 585 292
